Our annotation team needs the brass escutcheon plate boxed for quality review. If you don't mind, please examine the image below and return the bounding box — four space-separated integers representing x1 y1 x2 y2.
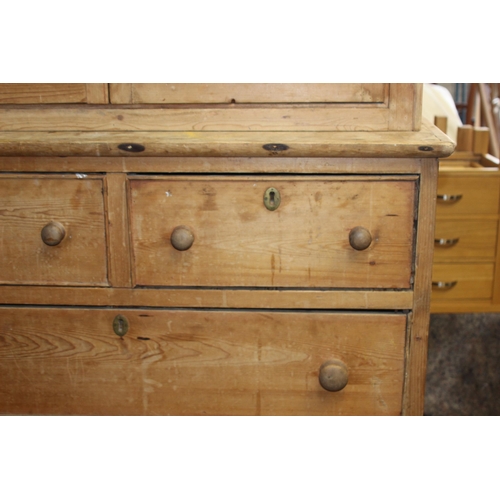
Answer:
113 314 129 337
263 187 281 211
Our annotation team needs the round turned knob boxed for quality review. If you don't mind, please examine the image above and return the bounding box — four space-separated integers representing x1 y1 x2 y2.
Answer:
319 359 349 392
349 226 372 251
171 225 194 251
41 221 66 246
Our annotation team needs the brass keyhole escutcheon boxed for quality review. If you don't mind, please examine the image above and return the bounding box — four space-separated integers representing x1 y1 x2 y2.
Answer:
264 187 281 211
113 314 129 337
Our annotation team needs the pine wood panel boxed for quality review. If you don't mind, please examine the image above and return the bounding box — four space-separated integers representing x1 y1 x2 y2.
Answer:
433 219 498 261
104 173 132 287
0 308 406 416
436 175 500 216
0 84 108 104
0 176 108 285
109 83 388 104
0 156 424 174
0 121 455 157
0 85 422 132
388 83 423 131
432 263 494 300
0 286 414 310
402 159 438 416
129 176 416 289
0 84 88 104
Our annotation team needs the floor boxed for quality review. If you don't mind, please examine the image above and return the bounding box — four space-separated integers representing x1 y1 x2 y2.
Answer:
425 313 500 416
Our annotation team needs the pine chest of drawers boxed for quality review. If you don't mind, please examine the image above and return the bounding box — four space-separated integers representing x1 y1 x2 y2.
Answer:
0 84 454 415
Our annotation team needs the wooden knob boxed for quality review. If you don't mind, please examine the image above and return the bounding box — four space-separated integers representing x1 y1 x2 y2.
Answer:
171 225 194 251
349 226 372 251
41 221 66 246
319 359 348 392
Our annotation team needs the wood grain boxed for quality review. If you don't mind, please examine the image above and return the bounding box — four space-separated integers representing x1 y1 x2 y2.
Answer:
0 84 88 104
104 173 132 287
0 308 406 415
109 83 388 104
0 286 414 310
0 122 456 158
403 159 438 416
0 175 108 285
0 156 424 174
129 175 416 289
85 84 109 104
0 84 421 132
388 83 423 131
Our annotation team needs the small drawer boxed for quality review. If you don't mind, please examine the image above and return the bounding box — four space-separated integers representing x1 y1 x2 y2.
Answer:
129 175 416 289
0 176 108 286
0 307 407 416
436 175 500 216
431 263 494 300
433 219 498 261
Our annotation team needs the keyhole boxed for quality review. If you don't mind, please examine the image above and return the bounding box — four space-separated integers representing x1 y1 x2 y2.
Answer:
117 318 124 333
264 187 280 211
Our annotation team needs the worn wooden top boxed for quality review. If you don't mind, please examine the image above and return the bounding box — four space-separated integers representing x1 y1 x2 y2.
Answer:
0 120 454 158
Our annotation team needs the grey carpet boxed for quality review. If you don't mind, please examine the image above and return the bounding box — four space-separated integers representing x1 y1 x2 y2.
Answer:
425 313 500 416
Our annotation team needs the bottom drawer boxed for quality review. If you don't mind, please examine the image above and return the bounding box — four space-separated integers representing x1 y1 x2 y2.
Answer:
0 308 406 416
432 263 494 300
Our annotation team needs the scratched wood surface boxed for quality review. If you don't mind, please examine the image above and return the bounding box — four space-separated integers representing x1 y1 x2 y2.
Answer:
0 176 108 285
129 175 416 289
109 83 388 104
0 121 455 157
0 308 406 416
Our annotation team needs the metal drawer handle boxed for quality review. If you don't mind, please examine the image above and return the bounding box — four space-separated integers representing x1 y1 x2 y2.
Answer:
437 194 463 203
432 281 458 290
434 238 460 247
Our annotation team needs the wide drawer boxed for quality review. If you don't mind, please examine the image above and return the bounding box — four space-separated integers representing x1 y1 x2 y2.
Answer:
129 175 416 289
433 219 498 261
436 175 500 216
431 263 494 300
0 176 108 286
0 308 407 416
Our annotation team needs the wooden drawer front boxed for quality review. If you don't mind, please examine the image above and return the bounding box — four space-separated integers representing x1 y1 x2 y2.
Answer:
432 263 494 300
0 84 108 104
436 175 500 216
110 83 387 104
0 308 406 416
130 176 416 289
433 219 498 261
0 177 108 285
